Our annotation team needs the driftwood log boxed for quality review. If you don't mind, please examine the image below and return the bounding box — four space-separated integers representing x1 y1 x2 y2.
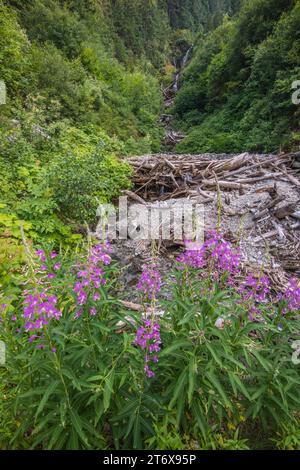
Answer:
121 151 300 281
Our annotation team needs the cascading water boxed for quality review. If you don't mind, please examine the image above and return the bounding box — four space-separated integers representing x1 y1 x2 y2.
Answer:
162 46 193 149
172 46 193 93
172 72 180 93
181 46 192 69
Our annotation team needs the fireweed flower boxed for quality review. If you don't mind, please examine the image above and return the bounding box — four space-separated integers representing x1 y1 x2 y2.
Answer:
22 291 62 343
73 242 112 316
133 317 161 378
135 262 162 377
137 263 162 300
278 278 300 314
237 274 271 322
239 274 271 303
176 245 205 269
36 249 46 262
89 307 97 317
206 231 240 274
177 231 240 277
35 249 62 276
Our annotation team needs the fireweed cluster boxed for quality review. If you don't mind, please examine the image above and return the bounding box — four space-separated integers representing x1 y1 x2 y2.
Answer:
176 231 299 322
6 232 300 377
134 263 162 378
21 249 64 346
1 231 300 450
177 230 240 277
73 243 112 318
19 243 113 348
278 278 300 314
136 263 162 300
133 319 161 378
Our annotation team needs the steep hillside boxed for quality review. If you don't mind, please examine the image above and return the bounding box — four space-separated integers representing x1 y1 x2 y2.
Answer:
174 0 300 153
167 0 240 30
0 0 234 256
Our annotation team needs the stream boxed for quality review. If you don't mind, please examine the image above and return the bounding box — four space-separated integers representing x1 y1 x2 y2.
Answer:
161 46 193 149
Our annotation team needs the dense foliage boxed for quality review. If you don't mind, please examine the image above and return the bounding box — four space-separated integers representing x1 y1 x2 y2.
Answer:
0 0 236 290
174 0 300 153
2 0 299 452
0 233 299 450
167 0 240 31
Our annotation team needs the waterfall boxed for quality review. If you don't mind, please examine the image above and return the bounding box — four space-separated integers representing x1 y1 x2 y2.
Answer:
172 46 193 93
173 72 180 93
181 46 192 69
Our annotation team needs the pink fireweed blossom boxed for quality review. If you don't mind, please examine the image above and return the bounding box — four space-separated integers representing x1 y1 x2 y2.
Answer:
22 291 62 342
238 274 271 303
35 249 61 276
134 317 161 378
137 263 162 300
36 249 46 262
177 230 241 276
89 307 97 317
176 245 205 269
73 242 112 316
278 278 300 314
238 274 271 321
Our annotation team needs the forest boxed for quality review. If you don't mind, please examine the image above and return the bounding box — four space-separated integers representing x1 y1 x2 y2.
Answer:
0 0 300 453
174 0 300 153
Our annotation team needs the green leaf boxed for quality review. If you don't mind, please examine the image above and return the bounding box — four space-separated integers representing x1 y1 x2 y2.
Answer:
251 385 267 401
191 401 208 438
103 370 115 412
188 355 196 404
69 409 89 446
230 373 251 400
170 369 187 408
35 380 60 420
251 350 272 372
160 340 192 357
206 371 232 410
206 343 223 368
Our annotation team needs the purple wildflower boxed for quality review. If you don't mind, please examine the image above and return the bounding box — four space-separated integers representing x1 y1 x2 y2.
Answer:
23 291 62 338
89 307 97 317
36 250 46 262
137 263 162 300
73 243 111 314
239 274 271 303
93 292 101 302
177 230 240 276
176 245 205 269
278 278 300 314
134 317 161 378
